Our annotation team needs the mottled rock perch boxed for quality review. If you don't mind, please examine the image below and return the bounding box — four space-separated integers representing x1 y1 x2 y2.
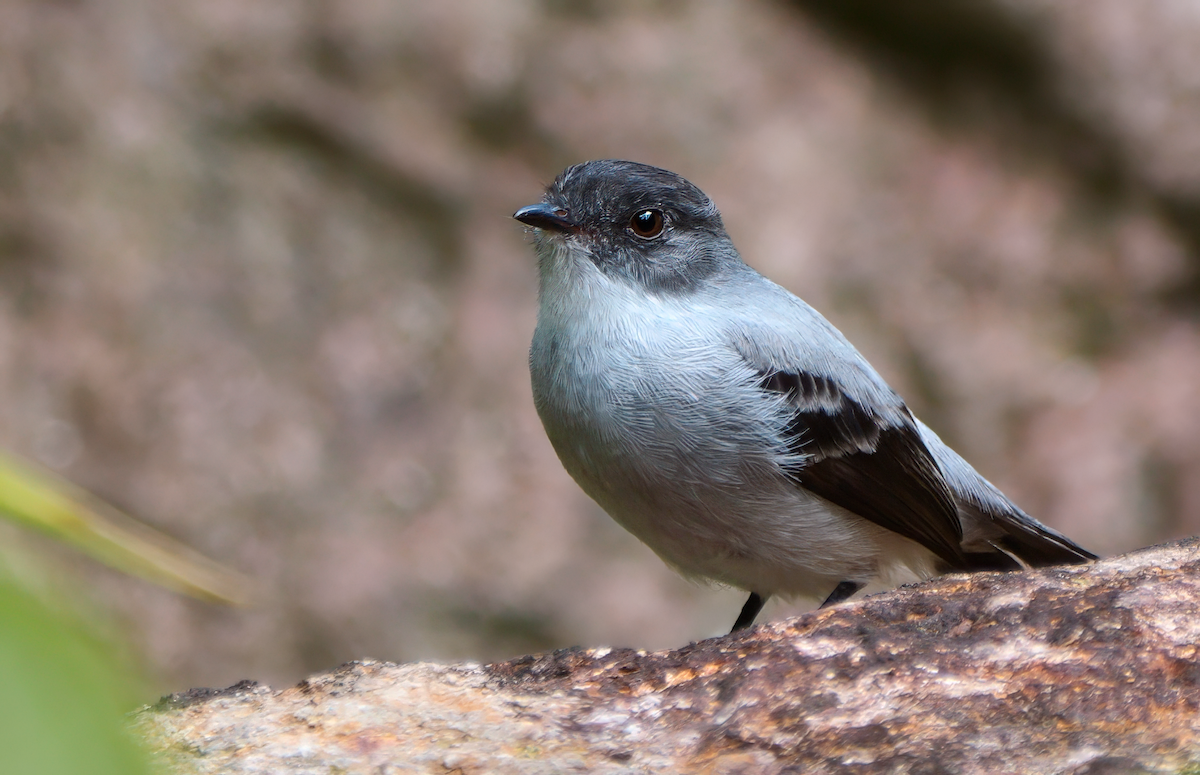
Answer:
135 539 1200 774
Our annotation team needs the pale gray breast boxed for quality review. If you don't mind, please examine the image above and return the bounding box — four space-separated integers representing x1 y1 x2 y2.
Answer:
530 298 793 498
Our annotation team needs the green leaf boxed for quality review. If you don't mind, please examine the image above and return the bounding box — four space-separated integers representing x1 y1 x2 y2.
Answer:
0 451 251 605
0 577 152 775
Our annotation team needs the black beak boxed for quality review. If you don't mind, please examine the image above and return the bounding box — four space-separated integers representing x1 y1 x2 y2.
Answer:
514 203 577 233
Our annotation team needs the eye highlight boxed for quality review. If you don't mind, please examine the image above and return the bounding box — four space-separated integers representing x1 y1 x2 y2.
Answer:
629 209 665 238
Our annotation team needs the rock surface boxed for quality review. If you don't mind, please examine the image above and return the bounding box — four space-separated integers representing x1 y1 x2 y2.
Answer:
135 538 1200 774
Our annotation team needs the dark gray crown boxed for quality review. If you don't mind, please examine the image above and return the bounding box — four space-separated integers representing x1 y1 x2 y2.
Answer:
528 160 737 294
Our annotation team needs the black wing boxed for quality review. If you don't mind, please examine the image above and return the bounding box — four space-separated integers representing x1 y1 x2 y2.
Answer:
759 369 968 570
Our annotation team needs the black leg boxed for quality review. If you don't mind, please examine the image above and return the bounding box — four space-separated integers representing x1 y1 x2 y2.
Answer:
731 592 766 632
819 580 864 608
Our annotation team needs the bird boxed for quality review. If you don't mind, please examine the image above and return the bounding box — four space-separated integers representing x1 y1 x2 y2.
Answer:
514 159 1096 633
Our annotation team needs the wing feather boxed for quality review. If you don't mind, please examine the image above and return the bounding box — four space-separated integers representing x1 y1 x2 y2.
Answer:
757 368 967 569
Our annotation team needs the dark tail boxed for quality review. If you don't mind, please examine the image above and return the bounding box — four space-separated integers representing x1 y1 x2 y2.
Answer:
912 417 1097 573
958 501 1097 572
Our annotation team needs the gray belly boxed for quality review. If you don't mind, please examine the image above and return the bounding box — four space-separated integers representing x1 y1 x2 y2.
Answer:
527 320 909 596
531 341 823 578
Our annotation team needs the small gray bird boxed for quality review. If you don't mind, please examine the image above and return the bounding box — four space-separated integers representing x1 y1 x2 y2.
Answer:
515 160 1095 632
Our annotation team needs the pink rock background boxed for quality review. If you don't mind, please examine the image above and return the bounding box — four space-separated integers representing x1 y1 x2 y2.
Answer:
1 1 1198 691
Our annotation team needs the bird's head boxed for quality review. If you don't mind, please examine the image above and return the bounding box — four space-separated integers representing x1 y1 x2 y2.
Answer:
514 160 738 295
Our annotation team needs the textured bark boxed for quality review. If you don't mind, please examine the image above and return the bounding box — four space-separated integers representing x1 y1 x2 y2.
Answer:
135 538 1200 774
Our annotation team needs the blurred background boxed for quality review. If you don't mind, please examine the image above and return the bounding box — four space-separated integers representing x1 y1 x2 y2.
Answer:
1 0 1199 695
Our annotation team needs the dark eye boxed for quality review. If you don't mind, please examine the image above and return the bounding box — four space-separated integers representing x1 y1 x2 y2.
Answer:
629 209 664 238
